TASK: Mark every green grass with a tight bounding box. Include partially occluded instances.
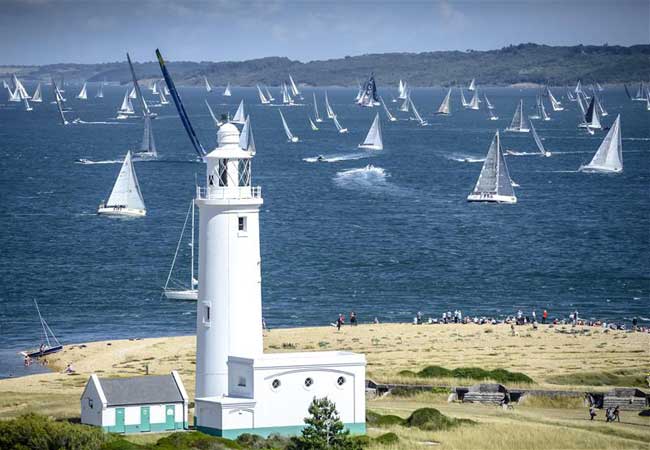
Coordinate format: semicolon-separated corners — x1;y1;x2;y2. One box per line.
402;365;534;384
367;408;475;432
545;369;647;388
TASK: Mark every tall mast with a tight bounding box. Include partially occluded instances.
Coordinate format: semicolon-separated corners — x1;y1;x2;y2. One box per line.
191;200;195;288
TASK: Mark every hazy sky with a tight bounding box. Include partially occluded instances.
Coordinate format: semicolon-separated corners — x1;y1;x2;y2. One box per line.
1;0;648;65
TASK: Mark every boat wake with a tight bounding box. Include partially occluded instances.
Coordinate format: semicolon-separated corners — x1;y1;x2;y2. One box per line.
303;152;371;163
75;120;126;125
446;154;485;163
75;159;122;165
334;165;410;197
504;150;541;156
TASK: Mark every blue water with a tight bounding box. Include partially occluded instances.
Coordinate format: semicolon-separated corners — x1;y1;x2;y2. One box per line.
1;85;648;378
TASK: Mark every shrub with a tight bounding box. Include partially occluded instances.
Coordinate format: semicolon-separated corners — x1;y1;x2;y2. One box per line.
405;408;475;431
366;411;405;427
289;397;360;450
414;366;533;384
417;366;452;378
397;370;416;377
374;433;399;445
153;431;241;449
236;433;290;449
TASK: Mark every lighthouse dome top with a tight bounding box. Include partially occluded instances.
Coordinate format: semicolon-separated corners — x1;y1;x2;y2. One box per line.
217;123;240;146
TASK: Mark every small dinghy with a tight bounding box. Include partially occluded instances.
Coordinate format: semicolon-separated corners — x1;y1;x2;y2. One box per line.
163;201;198;300
21;300;63;358
358;113;383;150
467;131;517;204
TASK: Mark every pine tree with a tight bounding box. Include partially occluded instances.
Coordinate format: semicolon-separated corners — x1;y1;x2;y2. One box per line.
289;397;360;450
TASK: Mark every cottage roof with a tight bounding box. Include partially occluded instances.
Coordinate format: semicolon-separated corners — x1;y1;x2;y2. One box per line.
97;374;184;406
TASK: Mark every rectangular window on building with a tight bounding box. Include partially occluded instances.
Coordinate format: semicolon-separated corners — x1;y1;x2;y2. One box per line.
202;302;211;326
218;159;228;187
238;216;247;232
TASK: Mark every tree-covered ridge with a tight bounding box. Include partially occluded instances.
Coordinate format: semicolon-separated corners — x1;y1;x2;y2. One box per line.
3;43;649;87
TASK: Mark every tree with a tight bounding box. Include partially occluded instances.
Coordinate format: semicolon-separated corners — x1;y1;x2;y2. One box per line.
289;397;361;450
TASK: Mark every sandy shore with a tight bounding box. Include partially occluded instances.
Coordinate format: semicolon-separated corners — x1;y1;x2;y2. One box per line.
1;323;648;419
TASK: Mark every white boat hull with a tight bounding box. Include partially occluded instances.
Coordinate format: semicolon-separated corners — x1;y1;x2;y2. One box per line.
467;193;517;204
578;165;622;174
505;128;530;133
98;205;146;217
164;289;198;300
358;144;382;150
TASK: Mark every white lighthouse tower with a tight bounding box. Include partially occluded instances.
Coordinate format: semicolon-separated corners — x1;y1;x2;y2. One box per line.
194;120;366;439
195;122;263;399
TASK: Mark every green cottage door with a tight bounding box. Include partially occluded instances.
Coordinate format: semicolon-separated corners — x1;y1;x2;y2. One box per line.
140;406;150;432
165;405;175;430
114;408;125;433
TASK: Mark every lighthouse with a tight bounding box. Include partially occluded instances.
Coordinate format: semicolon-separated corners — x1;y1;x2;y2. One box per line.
194;120;366;439
195;122;263;399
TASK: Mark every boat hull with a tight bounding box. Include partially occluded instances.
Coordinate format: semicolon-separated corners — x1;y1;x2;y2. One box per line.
505;128;530;133
467;193;517;204
22;345;63;358
98;205;146;217
358;144;382;150
164;289;198;301
578;165;622;174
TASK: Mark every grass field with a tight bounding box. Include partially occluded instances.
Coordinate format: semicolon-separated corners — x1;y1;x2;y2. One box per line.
1;323;648;449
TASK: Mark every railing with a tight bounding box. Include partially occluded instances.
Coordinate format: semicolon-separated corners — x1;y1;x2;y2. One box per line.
196;186;262;200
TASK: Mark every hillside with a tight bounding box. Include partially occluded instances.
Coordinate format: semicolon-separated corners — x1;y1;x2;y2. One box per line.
2;43;648;87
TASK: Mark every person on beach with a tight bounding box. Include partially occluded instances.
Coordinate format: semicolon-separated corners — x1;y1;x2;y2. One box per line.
336;314;344;331
350;312;357;326
542;309;548;324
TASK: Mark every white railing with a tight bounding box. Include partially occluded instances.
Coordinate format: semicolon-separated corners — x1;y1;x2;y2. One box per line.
196;186;262;200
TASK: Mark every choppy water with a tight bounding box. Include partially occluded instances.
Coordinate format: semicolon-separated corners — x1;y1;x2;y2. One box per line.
1;84;649;377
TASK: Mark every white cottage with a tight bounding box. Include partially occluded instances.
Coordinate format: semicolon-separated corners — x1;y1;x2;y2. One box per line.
81;371;188;433
193;123;366;439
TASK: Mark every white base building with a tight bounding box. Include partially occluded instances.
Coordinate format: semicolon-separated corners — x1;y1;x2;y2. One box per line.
194;123;366;439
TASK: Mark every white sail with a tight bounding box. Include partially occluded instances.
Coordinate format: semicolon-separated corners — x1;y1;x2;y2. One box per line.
205;100;220;127
398;81;408;100
31;83;42;102
505;99;529;132
580;115;622;173
483;93;494;110
282;83;294;105
264;85;274;101
151;80;158;95
574;80;583;94
399;94;410;112
12;75;30;99
239;115;256;154
162;201;198;301
358;113;383;150
289;74;301;97
460;88;469;108
434;88;452;115
204;76;212;93
540;99;550;121
530;95;542;119
313;93;322;122
8;85;21;102
309;117;319;131
257;85;269;104
380;96;397;121
530;121;550;156
468;78;476;91
325;92;335;118
164;85;170;96
332;114;348;133
547;87;563;111
223;83;231;96
279;110;298;142
129;86;137;99
102;151;146;212
77;82;88;100
159;90;169;105
409;97;427;126
135;115;157;158
467;131;516;203
398;79;405;98
53;80;68;125
232;100;246;124
96;83;104;98
595;94;608;117
468;89;480;110
583;97;602;130
117;89;135;117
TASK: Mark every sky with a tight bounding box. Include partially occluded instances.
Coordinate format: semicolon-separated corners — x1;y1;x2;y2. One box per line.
1;0;648;65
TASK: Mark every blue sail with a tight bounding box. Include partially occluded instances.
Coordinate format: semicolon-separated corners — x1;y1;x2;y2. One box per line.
155;49;206;160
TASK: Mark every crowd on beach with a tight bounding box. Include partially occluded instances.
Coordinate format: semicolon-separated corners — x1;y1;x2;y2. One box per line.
332;309;649;333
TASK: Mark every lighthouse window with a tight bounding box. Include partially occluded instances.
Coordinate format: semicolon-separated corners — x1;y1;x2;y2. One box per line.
238;216;247;232
238;160;251;186
337;376;346;386
203;303;211;325
218;159;228;186
271;379;281;390
304;377;314;388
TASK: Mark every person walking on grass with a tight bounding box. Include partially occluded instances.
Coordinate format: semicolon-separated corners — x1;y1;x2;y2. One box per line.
589;406;597;421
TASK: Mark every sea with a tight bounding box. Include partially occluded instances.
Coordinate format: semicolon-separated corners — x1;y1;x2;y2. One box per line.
1;84;648;378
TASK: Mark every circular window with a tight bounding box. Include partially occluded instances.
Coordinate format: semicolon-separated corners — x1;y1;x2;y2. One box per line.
271;379;281;390
304;377;314;388
337;376;346;386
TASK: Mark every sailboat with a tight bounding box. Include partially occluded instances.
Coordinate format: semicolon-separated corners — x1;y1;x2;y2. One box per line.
204;76;212;93
77;82;88;100
468;89;480;110
264;85;275;102
409;97;427;126
505;99;529;132
460;88;469;108
594;94;608;117
129;86;137;99
240;115;256;154
162;201;198;300
540;98;550;121
580;97;602;130
358;113;383;150
289;74;302;99
205;100;221;127
435;88;452;115
309;117;319;131
134;115;157;159
398;79;406;99
116;89;135;119
279;110;299;142
31;83;42;103
98;151;146;216
530;121;551;157
159;89;169;105
52;79;69;125
151;80;159;94
223;83;232;97
579;115;622;173
357;74;380;107
468;78;476;91
127;53;157;119
486;98;499;120
483;93;494;110
23;97;33;111
530;96;542;120
467;131;517;204
8;85;21;102
325;92;336;118
399;94;410;112
282;82;295;105
380;96;397;121
95;82;104;99
646;90;650;111
546;87;563;111
257;85;270;104
12;74;30;99
21;300;63;358
313;93;322;122
231;100;246;124
566;90;576;102
333;114;348;133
